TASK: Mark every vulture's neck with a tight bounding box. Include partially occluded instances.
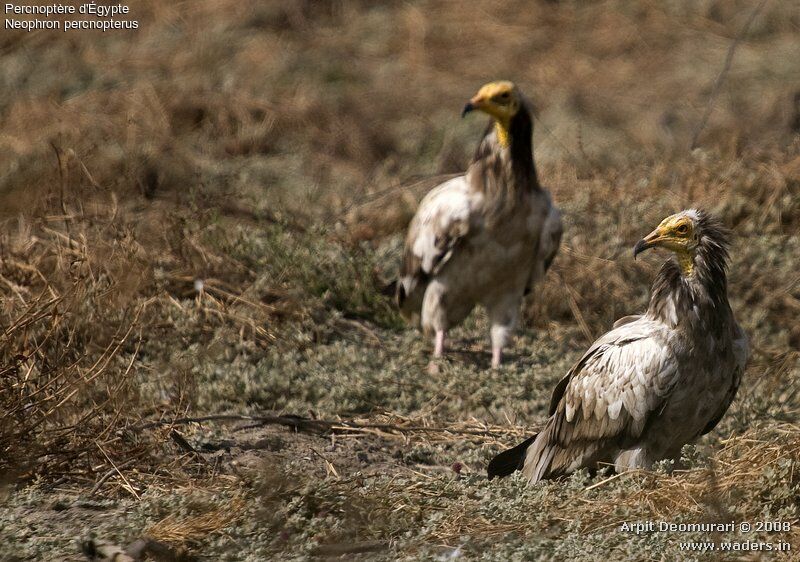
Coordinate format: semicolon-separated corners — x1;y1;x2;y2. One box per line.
474;107;541;195
646;226;731;332
505;107;540;192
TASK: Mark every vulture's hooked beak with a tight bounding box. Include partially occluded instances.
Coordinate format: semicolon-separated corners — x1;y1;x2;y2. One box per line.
633;229;661;259
462;95;486;118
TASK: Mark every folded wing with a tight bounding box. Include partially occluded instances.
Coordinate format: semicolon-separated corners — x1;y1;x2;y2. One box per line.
522;318;680;482
525;199;562;294
396;176;476;318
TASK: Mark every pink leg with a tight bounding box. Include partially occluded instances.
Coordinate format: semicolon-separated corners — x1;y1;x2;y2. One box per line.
428;330;445;374
433;330;445;358
491;345;502;369
489;310;514;370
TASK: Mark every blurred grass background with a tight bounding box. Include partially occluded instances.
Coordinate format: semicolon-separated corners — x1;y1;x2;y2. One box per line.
1;0;799;559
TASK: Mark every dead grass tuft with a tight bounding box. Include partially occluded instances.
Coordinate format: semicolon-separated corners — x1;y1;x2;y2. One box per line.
146;494;246;547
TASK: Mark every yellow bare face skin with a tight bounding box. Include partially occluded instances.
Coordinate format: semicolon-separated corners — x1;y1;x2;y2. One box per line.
465;80;521;147
637;213;698;274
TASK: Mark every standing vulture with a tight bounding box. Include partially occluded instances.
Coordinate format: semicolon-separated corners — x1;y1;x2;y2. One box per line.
488;210;748;482
396;80;562;369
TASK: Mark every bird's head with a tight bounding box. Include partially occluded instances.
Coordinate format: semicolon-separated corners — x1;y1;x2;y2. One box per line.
462;80;522;125
634;210;703;274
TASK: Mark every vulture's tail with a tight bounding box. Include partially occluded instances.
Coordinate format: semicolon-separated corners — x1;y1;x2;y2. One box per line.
394;272;427;324
487;435;537;480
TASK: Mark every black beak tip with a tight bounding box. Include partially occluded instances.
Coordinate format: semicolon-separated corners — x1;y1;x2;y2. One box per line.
461;102;473;118
633;240;647;260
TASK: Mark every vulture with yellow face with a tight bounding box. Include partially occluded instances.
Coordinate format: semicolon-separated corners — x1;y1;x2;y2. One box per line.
488;210;749;482
396;81;562;369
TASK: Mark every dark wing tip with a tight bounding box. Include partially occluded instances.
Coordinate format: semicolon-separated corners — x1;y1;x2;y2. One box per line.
487;435;537;480
381;279;398;299
395;285;405;308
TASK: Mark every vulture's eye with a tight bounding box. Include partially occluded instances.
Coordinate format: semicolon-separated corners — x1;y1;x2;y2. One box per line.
675;224;689;235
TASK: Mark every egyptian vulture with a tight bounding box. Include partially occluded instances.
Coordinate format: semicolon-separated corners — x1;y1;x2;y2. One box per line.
396;80;562;369
488;210;748;482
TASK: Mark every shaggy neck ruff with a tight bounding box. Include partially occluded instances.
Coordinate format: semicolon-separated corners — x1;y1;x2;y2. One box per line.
646;212;731;331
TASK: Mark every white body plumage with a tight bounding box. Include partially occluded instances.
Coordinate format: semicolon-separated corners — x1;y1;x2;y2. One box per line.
396;81;562;368
398;172;561;367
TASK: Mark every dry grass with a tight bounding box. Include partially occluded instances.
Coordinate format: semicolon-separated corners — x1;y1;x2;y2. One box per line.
146;494;246;547
0;0;799;559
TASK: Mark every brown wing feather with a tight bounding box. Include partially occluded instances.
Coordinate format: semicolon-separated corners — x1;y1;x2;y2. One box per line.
700;326;747;436
524;194;561;295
